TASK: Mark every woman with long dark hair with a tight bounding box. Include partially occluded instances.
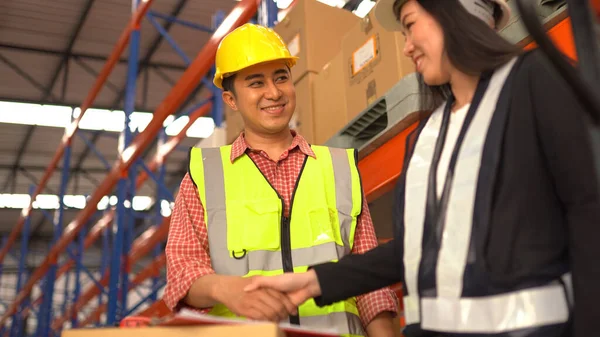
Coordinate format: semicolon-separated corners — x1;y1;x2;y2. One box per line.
245;1;600;336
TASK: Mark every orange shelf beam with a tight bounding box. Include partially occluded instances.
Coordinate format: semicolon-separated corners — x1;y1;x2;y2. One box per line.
593;0;600;15
524;17;577;60
358;123;418;203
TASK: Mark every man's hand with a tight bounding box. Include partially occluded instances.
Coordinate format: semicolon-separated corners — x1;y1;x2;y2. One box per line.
243;270;321;306
212;276;298;322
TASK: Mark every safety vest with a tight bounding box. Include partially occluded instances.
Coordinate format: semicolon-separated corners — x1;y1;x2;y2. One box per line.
401;57;573;335
188;145;366;337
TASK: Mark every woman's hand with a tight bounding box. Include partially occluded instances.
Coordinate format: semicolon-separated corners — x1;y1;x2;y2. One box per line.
243;269;322;306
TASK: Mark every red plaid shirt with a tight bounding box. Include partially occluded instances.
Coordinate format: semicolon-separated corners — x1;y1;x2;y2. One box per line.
163;131;399;328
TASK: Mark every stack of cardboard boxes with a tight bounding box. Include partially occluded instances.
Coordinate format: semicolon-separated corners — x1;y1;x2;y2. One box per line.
274;0;359;143
223;0;416;145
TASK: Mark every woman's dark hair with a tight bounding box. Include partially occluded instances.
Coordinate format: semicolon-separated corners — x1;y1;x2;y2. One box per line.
395;0;522;111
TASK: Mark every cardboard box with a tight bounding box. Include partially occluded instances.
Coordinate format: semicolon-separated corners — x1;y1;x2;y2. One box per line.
289;72;318;144
274;0;359;82
342;10;416;119
61;324;285;337
313;51;348;145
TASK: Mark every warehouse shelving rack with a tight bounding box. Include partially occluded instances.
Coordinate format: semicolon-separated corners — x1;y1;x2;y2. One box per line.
1;0;598;336
0;0;280;336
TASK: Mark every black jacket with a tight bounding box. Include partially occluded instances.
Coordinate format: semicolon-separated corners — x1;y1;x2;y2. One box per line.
311;50;600;337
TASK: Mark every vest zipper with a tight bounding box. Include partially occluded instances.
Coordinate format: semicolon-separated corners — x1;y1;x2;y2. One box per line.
246;155;309;325
280;211;299;325
280;215;293;272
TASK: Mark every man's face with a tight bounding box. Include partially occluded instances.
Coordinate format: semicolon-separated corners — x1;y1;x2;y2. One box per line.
222;60;296;136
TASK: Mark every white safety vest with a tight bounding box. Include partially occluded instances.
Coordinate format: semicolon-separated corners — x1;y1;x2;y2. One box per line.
402;57;573;334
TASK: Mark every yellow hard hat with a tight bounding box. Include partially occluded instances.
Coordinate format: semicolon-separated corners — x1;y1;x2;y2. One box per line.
213;23;298;89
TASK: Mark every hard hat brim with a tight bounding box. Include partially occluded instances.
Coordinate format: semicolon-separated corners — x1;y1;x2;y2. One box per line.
373;0;511;32
213;56;299;90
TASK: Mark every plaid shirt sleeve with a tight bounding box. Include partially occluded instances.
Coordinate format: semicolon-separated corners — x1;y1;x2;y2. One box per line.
163;173;215;312
352;192;401;328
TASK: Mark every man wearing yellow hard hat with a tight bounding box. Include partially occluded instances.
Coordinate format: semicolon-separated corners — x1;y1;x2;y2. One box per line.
163;23;399;337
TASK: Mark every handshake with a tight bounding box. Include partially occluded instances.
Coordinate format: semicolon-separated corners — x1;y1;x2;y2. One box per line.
217;269;322;322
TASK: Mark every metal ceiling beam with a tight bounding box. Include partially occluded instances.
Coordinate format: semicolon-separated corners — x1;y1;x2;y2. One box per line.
0;53;60;102
17;169;58;196
69;131;107;179
17;169;48;192
40;0;97;102
73;57;121;94
1;126;37;193
152;67;177;86
78;169;102;186
0;43;187;71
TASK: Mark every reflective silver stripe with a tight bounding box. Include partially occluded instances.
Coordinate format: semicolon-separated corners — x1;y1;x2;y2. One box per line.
561;273;574;307
203;148;247;276
300;311;365;336
436;57;518;299
329;147;354;257
421;277;571;333
239;241;346;275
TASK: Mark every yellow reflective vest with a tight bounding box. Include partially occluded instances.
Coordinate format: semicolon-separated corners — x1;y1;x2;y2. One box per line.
188;144;365;337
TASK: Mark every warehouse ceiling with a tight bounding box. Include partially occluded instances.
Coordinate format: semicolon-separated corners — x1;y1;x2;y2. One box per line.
0;0;241;246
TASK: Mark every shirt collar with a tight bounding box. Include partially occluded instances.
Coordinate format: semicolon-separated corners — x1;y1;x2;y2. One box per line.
230;130;316;163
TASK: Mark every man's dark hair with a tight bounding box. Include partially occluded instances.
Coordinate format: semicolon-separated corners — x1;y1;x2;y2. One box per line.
222;73;236;95
395;0;522;111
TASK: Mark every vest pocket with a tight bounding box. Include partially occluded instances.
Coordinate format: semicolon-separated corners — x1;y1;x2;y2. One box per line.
227;198;282;254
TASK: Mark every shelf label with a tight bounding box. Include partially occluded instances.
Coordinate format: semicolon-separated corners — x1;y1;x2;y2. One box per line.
352;35;377;76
